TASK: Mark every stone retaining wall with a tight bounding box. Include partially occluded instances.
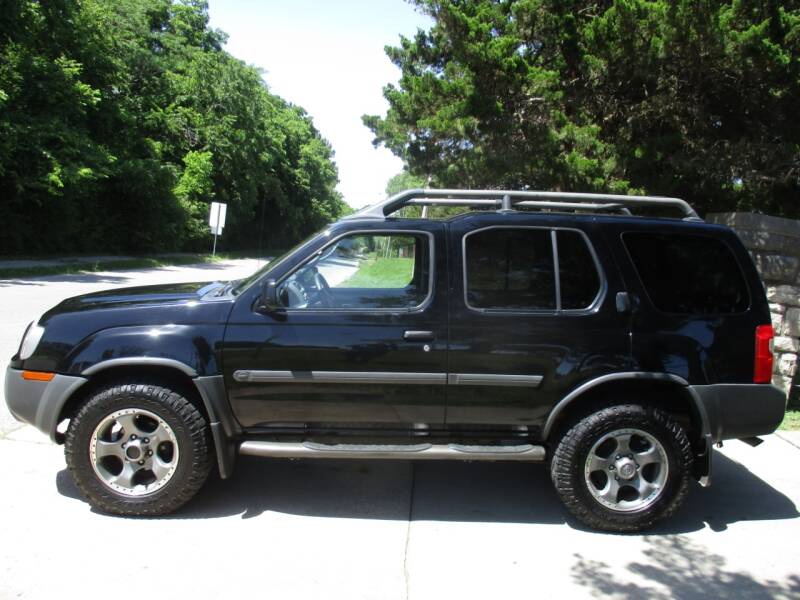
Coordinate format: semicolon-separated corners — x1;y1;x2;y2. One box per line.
707;212;799;405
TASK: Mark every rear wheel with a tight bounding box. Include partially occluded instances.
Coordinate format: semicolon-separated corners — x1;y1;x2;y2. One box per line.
65;380;213;516
551;404;692;532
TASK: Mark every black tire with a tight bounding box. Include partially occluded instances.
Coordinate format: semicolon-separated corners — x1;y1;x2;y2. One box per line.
550;404;692;532
65;380;213;516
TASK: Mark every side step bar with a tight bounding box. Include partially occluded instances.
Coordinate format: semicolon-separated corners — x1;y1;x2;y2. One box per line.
239;441;546;462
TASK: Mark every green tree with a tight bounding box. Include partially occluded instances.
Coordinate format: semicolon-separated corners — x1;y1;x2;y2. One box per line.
0;0;345;255
384;171;470;219
386;171;426;195
365;0;800;217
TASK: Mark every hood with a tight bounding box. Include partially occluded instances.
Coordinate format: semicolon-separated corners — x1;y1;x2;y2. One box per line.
14;280;233;374
41;281;224;320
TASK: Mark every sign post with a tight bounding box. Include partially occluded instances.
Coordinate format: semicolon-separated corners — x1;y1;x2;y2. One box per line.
208;202;227;257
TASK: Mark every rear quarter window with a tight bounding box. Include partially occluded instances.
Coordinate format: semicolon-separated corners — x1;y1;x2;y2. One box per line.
623;232;750;315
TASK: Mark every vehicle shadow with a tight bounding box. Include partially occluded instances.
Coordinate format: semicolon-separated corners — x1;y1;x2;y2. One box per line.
55;451;798;532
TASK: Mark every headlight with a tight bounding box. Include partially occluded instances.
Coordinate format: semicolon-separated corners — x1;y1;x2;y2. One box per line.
18;321;45;360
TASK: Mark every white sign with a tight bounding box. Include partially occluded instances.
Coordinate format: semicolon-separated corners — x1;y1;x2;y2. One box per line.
209;202;227;235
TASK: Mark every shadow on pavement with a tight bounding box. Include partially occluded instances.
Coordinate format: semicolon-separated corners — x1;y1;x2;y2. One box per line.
655;448;800;534
572;535;800;599
56;451;798;531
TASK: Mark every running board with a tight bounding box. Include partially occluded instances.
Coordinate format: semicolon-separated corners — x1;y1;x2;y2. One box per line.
238;441;546;462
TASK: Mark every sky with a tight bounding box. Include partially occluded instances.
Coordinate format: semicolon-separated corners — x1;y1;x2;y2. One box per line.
207;0;433;209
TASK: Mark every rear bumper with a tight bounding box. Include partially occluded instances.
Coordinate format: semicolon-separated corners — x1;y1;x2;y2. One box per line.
690;383;787;443
4;367;87;442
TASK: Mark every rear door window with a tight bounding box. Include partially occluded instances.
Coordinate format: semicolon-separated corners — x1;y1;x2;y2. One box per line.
623;232;749;314
465;228;556;310
464;227;602;311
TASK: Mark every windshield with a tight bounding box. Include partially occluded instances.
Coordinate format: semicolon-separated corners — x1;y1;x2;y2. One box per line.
232;229;329;295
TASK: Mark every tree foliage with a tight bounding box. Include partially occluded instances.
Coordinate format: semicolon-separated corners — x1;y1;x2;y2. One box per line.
365;0;800;217
0;0;345;255
385;171;426;196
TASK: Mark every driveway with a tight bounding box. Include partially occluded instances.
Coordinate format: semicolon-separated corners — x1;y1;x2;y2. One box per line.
0;427;798;599
318;255;360;286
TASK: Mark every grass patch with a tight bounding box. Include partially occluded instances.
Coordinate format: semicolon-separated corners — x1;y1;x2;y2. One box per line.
779;410;800;431
340;257;414;288
0;251;273;279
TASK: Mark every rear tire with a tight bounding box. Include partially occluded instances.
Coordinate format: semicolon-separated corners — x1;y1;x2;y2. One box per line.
65;380;213;516
551;404;692;532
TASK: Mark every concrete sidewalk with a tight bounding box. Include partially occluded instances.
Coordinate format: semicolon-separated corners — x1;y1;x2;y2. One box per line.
1;428;798;599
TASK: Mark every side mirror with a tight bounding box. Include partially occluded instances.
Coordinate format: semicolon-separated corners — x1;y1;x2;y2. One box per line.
259;278;281;312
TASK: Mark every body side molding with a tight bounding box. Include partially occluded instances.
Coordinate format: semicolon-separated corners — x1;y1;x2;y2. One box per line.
233;370;447;385
447;373;543;387
233;370;543;387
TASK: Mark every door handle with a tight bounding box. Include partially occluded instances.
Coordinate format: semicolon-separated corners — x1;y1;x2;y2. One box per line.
404;330;435;342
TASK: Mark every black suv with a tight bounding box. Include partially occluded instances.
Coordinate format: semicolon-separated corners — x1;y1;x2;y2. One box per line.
5;189;787;531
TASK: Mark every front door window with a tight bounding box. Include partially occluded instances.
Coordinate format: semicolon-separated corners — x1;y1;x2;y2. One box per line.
277;232;431;310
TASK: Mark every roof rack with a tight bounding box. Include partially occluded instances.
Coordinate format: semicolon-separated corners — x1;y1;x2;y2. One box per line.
346;188;702;221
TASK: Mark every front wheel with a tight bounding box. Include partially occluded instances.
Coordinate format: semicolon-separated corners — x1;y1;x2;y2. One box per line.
65;380;213;516
551;404;693;532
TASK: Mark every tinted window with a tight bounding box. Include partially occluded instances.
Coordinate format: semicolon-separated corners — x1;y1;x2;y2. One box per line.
623;232;749;314
558;231;601;309
278;233;430;309
465;228;556;310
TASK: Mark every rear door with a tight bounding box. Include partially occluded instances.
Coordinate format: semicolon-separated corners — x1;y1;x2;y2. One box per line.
223;220;448;430
445;213;633;434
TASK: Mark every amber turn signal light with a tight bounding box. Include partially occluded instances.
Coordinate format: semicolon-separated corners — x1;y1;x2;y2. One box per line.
22;370;55;382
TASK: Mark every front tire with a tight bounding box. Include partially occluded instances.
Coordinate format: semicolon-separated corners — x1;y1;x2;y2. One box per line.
65;380;213;516
551;404;692;532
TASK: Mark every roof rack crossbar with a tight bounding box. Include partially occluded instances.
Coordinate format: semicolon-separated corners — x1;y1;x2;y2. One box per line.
403;198;632;215
516;201;632;215
347;188;700;221
407;198;499;206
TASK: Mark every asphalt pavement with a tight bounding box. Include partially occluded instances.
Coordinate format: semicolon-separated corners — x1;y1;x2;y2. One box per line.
1;262;799;599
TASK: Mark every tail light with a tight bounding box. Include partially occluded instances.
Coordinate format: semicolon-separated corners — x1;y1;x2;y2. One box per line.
753;324;774;383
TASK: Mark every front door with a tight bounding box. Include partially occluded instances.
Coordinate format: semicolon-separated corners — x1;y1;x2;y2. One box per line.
223;221;448;430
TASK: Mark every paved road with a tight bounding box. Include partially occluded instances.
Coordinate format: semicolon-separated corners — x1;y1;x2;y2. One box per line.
0;259;262;436
318;256;360;286
1;426;798;599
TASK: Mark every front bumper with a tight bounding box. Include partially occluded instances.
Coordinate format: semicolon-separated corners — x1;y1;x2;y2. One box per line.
690;383;787;443
4;367;87;442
